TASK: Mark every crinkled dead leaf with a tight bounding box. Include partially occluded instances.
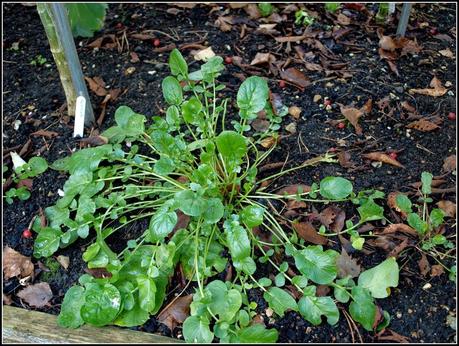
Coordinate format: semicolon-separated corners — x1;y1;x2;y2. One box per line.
80;135;109;147
250;52;276;66
84;267;112;279
418;253;430;276
317;205;342;228
387;191;408;218
336;248;361;278
157;294;193;331
339;105;364;135
304;62;323;72
292;222;328;245
409;77;447;97
285;122;296;134
31;129;59;138
3;246;34;280
439;48;455;58
406;119;440;132
279;68;310;89
215;16;233;32
260;136;277;148
436;200;456;218
255;24;280;35
192;47;215;61
244;4;261;19
430;264;445;277
56;255;70;270
381;223;417;236
337;151;353;168
442;155;456;173
379;35;396;52
395;37;422;56
252;119;270;132
362;152;404;168
336;13;351;26
17;282;53;307
85;76;108;97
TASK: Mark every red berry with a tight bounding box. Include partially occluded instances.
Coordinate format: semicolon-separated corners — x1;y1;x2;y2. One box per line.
337;122;345;129
430;27;438;35
22;229;32;239
224;56;233;64
279;80;286;88
115;23;123;29
324;99;332;106
389;152;398;160
448;112;456;120
153;39;161;47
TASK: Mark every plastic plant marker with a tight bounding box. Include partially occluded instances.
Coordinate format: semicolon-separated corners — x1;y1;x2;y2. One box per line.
396;3;413;37
74;95;86;138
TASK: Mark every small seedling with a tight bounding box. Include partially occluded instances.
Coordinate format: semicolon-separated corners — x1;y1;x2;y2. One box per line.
30;54;47;66
295;9;315;26
258;3;275;17
324;3;340;13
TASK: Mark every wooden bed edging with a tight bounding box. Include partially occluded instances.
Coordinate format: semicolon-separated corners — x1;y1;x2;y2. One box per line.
2;305;180;344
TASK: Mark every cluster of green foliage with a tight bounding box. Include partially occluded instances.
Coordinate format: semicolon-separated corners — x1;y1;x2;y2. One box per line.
65;3;107;38
294;9;315;26
395;172;455;280
30;54;47;66
28;49;409;342
4;156;48;204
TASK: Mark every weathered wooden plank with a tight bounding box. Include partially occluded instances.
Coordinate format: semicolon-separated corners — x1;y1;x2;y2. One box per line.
2;306;179;344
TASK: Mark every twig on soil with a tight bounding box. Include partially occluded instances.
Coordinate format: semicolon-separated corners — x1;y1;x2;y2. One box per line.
143;29;179;41
297;131;309;153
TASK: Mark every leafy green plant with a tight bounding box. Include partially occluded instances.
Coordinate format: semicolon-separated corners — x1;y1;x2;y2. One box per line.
65;3;107;38
324;3;340;13
257;3;275;17
30;54;47;66
32;49;401;341
4;155;48;204
395;171;455;280
295;9;315;26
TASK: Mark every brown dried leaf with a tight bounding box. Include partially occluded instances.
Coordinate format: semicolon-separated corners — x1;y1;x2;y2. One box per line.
336;13;351;26
338;151;353;168
401;101;416;113
80;135;109;147
381;223;417;236
436;200;456;218
157;294;193;331
244;4;261;19
17;178;33;191
409;77;447;97
379;36;397;51
279;68;310;89
406;119;440;132
316;285;331;297
439;48;455;58
260;136;277;148
269;92;286;116
31;129;59;138
330;208;346;233
387;238;410;258
250;52;276;66
292;222;328;245
442;155;456;173
430;264;445;277
339;105;363;135
85;76;108;96
318;206;342;228
362;152;405;168
84;267;112;279
17;282;53;307
387;191;408;217
395;37;422;56
336;248;361;278
215;16;233;32
173;211;190;233
252;119;270;132
56;255;70;270
276;184;311;196
418;253;430;276
304;62;322;72
3;246;34;280
3;293;13;305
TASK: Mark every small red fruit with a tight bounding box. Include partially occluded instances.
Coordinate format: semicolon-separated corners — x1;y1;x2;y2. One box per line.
324;99;332;106
448;112;456;120
115;23;123;29
224;56;233;64
389;152;398;160
337;122;345;129
279;80;286;88
153;38;161;47
430;27;438;35
22;229;32;239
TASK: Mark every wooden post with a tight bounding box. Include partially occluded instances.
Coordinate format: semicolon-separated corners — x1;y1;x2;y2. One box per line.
2;306;179;344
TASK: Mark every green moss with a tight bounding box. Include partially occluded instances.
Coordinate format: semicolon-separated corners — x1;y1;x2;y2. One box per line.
40;257;61;281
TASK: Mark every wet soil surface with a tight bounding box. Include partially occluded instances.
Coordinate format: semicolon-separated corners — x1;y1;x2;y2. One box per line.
3;3;456;343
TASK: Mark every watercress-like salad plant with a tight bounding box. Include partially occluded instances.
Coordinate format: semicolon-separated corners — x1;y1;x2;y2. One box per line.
33;49;400;342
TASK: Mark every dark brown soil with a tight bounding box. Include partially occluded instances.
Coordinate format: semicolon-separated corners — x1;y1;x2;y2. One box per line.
3;3;456;343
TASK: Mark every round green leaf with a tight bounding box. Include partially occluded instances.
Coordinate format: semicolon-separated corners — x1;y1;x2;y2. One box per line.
175;190;206;217
298;294;339;326
162;76;183;105
263;287;298;317
319;177;353;200
28;156;48;175
237;76;269;120
182;97;202;123
80;283;121;326
169;48;188;77
357;257;399;298
203;198;224;224
293;245;339;284
136;275;157;312
33;227;63;258
215;131;247;164
183;316;214;343
149;209;178;242
57;286;85;328
349;286;376;331
240;205;264;228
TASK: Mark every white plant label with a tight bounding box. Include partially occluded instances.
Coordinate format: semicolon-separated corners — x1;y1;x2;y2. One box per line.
73;95;86;138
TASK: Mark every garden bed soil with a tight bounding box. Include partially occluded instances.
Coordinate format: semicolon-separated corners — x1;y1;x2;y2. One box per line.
3;3;456;343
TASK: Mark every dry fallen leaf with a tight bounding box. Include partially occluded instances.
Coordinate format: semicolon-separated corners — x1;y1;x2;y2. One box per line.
56;255;70;270
379;35;397;51
31;129;59;138
157;294;193;331
244;3;261;19
387;191;408;218
85;76;108;96
430;264;445;277
406;119;440;132
362;152;405;168
442;155;456;173
336;13;351;26
252;119;270;132
292;222;328;245
260;136;277;148
340;105;363;134
250;52;276;66
381;223;417;236
418;253;430;276
215;16;233;32
439;48;455;58
336;248;361;278
17;282;53;307
279;68;310;89
192;47;215;61
3;246;34;280
436;200;456;218
409;77;448;97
